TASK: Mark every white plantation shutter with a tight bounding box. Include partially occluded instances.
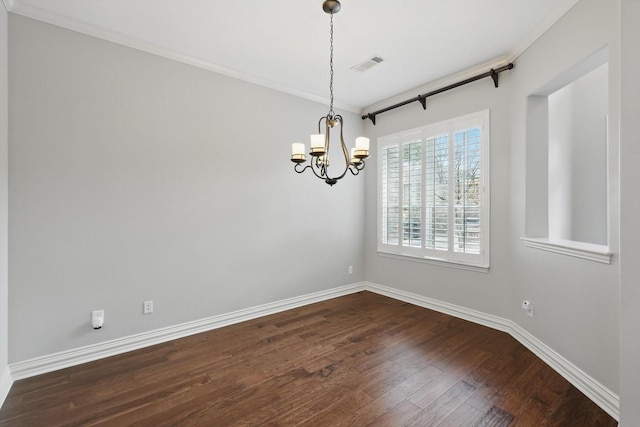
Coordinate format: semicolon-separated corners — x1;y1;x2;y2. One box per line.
381;145;400;245
453;127;481;255
403;141;422;248
378;111;490;269
425;134;449;252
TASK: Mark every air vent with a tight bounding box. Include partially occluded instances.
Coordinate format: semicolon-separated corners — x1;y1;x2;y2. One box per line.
351;55;384;73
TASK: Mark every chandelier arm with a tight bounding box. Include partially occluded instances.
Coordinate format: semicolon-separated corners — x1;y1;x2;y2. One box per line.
349;159;365;175
296;158;324;180
324;116;350;183
292;1;369;186
318;155;329;177
294;163;312;174
310;159;324;179
337;116;350;165
324;117;331;153
293;156;333;180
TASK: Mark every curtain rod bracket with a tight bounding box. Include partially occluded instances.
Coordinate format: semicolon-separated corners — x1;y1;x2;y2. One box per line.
362;62;514;125
418;95;427;110
365;113;376;125
490;69;499;87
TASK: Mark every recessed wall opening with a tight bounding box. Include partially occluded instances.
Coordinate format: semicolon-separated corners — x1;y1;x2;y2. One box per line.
548;62;608;245
523;47;611;261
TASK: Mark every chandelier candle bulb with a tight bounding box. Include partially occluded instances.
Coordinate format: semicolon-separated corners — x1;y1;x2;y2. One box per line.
354;137;370;158
356;137;370;150
290;0;368;186
310;134;326;156
291;143;306;163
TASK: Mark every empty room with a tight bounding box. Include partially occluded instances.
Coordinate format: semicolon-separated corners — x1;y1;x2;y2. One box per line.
0;0;639;425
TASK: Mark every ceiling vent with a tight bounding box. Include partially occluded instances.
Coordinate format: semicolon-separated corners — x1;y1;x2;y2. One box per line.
351;55;384;73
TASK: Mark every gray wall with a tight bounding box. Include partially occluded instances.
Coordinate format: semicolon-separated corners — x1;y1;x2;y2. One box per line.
548;63;608;245
6;0;640;420
509;0;619;394
0;2;9;382
365;0;620;396
619;0;640;423
8;14;365;362
364;74;514;320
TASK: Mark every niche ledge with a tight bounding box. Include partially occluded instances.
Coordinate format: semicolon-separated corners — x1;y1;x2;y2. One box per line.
520;237;612;264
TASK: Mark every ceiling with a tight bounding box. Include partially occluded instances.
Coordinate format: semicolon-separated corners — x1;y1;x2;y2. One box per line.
5;0;578;112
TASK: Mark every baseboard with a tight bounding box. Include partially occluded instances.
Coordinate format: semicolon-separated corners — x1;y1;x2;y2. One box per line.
364;282;513;333
508;322;619;421
363;281;620;421
0;365;12;410
9;282;366;380
6;280;619;421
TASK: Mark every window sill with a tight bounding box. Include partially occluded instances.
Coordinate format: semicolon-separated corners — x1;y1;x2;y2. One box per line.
520;237;612;264
377;251;489;273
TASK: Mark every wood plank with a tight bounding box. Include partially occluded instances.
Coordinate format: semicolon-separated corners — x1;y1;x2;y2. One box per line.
346;365;445;425
404;380;478;426
365;400;423;427
475;405;515;427
436;402;485;426
0;291;617;426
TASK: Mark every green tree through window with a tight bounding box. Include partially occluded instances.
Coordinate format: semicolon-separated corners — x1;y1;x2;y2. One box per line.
378;111;489;268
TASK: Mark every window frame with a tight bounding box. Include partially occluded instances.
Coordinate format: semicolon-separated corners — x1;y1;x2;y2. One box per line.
377;110;490;271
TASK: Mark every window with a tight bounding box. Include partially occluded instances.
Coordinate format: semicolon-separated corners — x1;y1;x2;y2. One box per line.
378;110;490;269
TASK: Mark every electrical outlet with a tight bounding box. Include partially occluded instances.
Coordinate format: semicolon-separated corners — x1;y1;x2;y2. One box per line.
143;301;153;314
348;265;353;275
522;300;533;317
92;310;104;329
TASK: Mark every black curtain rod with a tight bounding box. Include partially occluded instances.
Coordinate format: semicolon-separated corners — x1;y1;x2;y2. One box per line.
362;63;514;125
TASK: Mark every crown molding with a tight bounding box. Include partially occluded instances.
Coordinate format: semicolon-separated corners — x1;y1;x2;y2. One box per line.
5;0;579;117
362;0;580;116
507;0;581;63
4;0;360;115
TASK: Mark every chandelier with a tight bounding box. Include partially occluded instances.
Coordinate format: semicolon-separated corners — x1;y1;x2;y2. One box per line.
290;0;370;186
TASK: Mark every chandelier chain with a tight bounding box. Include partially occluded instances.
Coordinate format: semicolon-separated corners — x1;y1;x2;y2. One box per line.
329;10;334;118
290;1;369;186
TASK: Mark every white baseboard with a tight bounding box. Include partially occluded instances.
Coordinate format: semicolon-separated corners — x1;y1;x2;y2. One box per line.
0;365;12;410
4;280;619;421
9;282;366;381
365;282;513;333
508;322;619;421
363;281;620;422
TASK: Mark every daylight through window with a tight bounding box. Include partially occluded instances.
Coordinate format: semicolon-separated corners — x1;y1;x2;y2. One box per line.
378;111;490;269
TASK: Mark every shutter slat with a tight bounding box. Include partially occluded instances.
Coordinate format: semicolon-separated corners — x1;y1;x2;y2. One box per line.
425;135;449;250
382;146;400;244
453;128;481;254
403;141;422;248
378;111;487;266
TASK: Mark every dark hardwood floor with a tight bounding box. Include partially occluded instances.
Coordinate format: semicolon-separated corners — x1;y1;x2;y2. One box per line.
0;292;617;426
